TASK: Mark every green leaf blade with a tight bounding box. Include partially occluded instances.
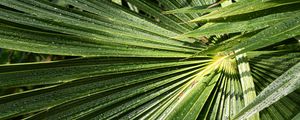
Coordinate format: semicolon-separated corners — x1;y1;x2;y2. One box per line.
233;62;300;120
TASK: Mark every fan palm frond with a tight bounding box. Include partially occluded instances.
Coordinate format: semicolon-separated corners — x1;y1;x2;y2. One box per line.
0;0;299;120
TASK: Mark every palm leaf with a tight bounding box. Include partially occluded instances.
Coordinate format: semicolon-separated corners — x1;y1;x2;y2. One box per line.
190;0;300;22
233;61;300;120
162;5;218;14
0;0;300;120
177;10;300;38
231;15;300;54
0;0;201;57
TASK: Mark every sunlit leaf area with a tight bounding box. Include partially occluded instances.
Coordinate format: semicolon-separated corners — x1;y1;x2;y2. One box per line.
0;0;299;120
